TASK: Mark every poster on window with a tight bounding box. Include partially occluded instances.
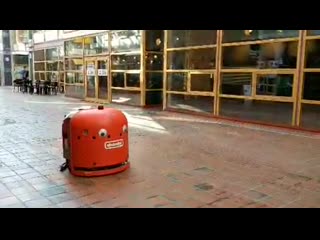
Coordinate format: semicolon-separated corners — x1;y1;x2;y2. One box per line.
98;69;108;76
86;69;95;76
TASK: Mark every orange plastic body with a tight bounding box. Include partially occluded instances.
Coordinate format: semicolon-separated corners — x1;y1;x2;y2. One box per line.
63;107;129;177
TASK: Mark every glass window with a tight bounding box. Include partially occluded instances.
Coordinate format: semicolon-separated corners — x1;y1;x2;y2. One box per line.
146;72;163;89
168;30;217;48
59;61;64;71
146;30;163;51
301;104;320;130
13;55;28;65
111;54;140;70
126;73;140;88
222;30;299;43
66;72;83;84
46;72;58;82
167;72;187;92
84;34;108;55
220;99;293;125
111;30;141;52
167;48;216;70
59;45;64;58
65;58;83;71
222;41;298;69
307;30;320;36
221;73;252;96
167;94;214;114
305;39;320;68
65;38;83;56
46;48;59;61
146;91;163;106
111;72;125;87
146;53;163;71
46;62;59;71
303;73;320;101
34;63;45;71
34;50;45;61
256;74;293;97
190;73;214;92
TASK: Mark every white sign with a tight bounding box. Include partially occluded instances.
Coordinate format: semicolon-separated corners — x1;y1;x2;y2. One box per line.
86;69;95;76
98;69;108;76
105;139;124;150
243;85;252;96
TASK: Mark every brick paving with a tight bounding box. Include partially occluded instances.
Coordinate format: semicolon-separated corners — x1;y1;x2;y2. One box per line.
0;87;320;208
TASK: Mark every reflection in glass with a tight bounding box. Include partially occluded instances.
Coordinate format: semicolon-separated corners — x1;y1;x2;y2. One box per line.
126;73;140;88
221;73;252;95
167;73;187;92
34;63;45;71
146;92;162;105
65;58;83;71
168;30;217;48
301;104;320;130
66;73;84;84
305;39;320;68
111;54;140;70
46;48;59;61
97;60;108;100
222;30;299;43
167;48;216;70
111;72;125;87
34;50;45;61
167;94;214;114
84;35;108;55
190;74;214;92
307;30;320;36
256;74;293;97
146;30;163;51
112;89;141;106
146;53;163;71
47;62;58;71
222;41;298;69
86;75;96;98
220;99;293;125
46;72;58;82
111;30;141;52
146;72;163;89
65;38;83;56
303;73;320;101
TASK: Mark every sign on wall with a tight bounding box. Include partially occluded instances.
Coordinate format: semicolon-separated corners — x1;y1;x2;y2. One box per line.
98;69;108;76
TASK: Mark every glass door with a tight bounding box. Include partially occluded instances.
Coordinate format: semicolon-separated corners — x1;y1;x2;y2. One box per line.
97;58;109;100
85;59;96;99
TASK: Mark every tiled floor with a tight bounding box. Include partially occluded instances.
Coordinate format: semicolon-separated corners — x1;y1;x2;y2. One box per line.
0;87;320;208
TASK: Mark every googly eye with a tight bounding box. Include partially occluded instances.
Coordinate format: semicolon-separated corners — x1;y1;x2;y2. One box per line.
99;129;108;138
122;125;128;133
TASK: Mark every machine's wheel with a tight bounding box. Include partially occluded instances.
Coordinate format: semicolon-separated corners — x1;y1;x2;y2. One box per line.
60;159;70;172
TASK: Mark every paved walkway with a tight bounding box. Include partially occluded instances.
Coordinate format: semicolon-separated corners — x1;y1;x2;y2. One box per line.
0;87;320;208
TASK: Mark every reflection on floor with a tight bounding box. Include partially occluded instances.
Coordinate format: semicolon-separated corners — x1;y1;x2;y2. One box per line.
112;90;141;106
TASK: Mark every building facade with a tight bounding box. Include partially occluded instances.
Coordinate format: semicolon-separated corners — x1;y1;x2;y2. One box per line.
29;30;320;131
0;30;30;86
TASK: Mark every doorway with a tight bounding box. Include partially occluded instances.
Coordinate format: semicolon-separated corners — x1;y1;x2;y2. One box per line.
84;57;109;102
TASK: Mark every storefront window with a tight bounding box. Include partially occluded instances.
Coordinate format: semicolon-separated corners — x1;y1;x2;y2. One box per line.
111;54;140;70
146;72;163;89
84;34;108;55
307;30;320;36
66;72;84;84
34;50;45;61
65;38;83;56
256;74;293;97
222;30;299;43
146;30;163;51
303;73;320;101
305;39;320;68
111;30;141;52
167;30;217;48
167;94;214;114
222;41;298;69
146;53;163;71
46;48;59;61
65;58;83;71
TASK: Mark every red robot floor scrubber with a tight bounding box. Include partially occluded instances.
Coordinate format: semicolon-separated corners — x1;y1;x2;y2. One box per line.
60;105;130;177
